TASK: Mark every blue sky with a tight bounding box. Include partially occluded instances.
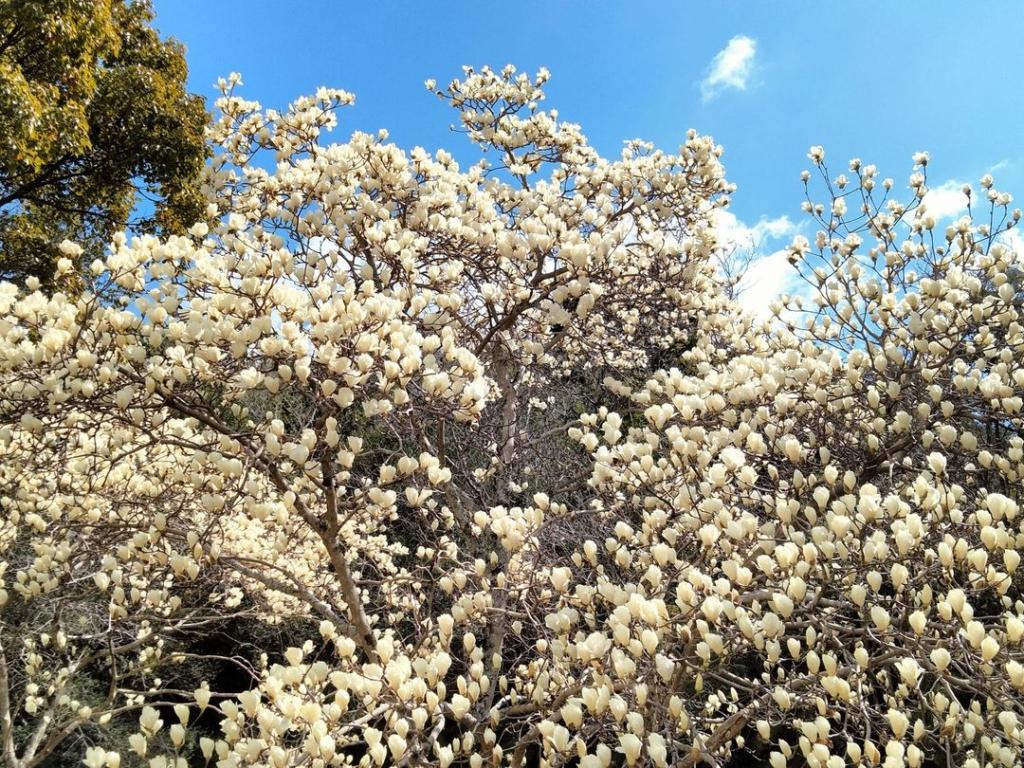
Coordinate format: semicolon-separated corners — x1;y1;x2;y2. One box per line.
153;1;1024;310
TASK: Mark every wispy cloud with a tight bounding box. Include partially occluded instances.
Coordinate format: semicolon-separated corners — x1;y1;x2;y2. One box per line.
700;35;757;102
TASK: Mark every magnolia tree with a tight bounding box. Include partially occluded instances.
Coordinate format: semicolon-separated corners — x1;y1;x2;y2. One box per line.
0;66;1022;768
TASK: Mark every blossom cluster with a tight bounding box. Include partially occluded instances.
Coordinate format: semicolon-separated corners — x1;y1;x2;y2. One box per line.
0;66;1021;768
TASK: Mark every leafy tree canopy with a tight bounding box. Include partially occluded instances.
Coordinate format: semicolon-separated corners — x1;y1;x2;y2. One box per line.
0;0;207;290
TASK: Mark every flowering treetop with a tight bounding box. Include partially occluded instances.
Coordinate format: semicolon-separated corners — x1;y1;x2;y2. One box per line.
1;66;1023;768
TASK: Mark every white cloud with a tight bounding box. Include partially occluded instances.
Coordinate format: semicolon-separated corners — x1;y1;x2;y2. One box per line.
1000;224;1024;260
713;210;803;319
740;249;796;318
701;35;757;102
306;235;340;256
920;180;970;221
714;210;795;250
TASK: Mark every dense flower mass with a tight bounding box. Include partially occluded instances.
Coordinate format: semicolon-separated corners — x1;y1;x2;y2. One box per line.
0;66;1022;768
